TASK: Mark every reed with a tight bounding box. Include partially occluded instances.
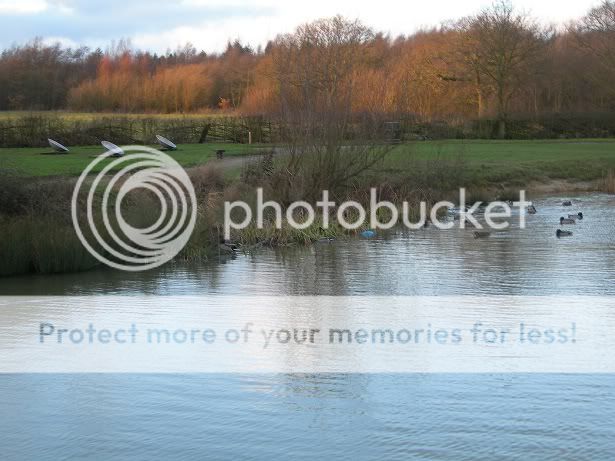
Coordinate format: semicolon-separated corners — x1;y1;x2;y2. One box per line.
0;216;99;276
603;169;615;194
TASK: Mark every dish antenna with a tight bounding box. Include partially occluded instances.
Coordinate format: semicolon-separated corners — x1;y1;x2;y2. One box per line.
48;138;69;153
156;135;177;150
101;141;124;157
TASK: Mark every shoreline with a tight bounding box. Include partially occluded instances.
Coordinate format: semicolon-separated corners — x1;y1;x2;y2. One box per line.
525;179;606;195
1;143;614;277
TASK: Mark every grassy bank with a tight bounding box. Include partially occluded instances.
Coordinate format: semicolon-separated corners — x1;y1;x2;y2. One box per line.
0;143;266;177
384;139;615;186
1;139;615;277
4;138;615;182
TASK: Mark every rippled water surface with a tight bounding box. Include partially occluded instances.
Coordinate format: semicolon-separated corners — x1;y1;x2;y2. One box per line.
1;193;614;459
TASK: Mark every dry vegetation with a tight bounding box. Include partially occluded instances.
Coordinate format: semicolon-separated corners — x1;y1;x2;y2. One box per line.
604;169;615;193
3;3;615;276
1;2;615;138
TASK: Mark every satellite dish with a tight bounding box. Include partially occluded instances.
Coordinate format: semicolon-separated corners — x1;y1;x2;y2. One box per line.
48;138;69;153
156;135;177;150
101;141;124;157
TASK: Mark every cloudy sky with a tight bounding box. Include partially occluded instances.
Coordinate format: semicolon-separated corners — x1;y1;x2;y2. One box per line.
0;0;600;53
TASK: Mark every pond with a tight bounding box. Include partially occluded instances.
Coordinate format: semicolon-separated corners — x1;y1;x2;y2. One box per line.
1;193;614;459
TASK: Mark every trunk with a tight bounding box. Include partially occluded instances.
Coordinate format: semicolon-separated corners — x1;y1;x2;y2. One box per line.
496;83;507;139
475;70;484;118
497;118;506;139
199;124;211;143
477;88;484;118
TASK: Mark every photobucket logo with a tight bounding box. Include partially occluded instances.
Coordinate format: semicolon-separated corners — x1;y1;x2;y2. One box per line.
224;188;530;239
71;145;197;271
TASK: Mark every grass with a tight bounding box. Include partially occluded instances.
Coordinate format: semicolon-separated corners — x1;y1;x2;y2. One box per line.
384;139;615;186
0;143;267;177
2;138;615;277
4;138;615;184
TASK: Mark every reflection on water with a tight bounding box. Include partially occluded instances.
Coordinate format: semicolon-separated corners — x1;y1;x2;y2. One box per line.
1;193;614;459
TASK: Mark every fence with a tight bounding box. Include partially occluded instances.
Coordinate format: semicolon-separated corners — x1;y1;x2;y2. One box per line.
0;114;284;147
1;112;614;148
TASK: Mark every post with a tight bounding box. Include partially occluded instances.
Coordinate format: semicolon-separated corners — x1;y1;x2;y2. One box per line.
248;131;252;145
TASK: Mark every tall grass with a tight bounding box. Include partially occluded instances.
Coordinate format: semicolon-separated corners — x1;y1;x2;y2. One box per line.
0;216;99;276
603;169;615;194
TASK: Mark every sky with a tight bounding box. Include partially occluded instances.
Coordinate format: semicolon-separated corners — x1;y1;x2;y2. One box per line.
0;0;601;53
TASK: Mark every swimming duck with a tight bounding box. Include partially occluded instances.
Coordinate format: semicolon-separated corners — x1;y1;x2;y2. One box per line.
473;231;491;239
568;212;583;220
562;201;572;207
219;238;239;253
317;237;336;243
560;217;576;225
527;204;537;214
556;229;573;238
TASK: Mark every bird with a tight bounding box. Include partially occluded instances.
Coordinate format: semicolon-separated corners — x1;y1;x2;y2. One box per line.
562;201;572;207
317;237;335;243
556;229;573;238
560;217;576;225
473;231;491;238
568;212;583;220
219;238;239;253
528;204;537;214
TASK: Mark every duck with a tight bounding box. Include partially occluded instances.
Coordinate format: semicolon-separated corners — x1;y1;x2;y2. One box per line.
527;204;537;214
219;238;239;253
473;231;491;239
556;229;573;238
562;201;572;207
317;237;336;243
568;212;583;220
560;217;576;225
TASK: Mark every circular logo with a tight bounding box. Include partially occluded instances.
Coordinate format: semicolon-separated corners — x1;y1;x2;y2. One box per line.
71;145;197;271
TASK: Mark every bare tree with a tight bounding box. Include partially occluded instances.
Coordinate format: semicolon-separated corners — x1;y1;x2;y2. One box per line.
270;16;391;201
572;1;615;93
456;1;552;138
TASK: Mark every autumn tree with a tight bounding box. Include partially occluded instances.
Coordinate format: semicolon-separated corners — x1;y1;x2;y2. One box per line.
3;5;615;130
270;16;391;200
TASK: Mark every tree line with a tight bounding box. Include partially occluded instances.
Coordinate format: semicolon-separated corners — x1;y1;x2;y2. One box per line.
2;1;615;138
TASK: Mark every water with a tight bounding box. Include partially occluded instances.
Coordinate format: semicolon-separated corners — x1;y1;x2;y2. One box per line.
1;193;615;459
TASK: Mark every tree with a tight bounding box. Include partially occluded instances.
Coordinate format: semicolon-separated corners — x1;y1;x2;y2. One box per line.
270;16;391;200
456;1;552;137
573;1;615;98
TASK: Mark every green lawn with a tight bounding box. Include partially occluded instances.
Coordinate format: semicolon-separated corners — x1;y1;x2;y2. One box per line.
2;139;615;183
385;139;615;185
0;143;265;177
